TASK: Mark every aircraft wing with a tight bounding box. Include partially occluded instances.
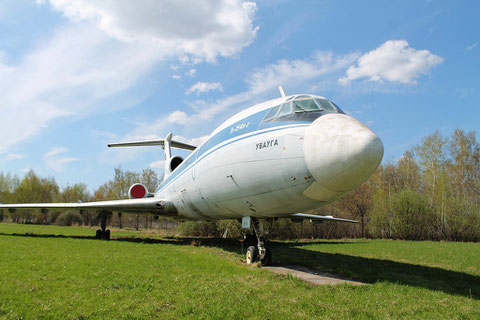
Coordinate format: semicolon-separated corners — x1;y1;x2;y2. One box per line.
0;198;176;216
289;213;358;223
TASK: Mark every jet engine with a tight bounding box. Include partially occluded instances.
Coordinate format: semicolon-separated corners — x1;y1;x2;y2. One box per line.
128;183;152;199
168;156;184;172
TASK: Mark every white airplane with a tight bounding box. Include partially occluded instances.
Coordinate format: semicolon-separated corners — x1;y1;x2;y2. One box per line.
0;87;383;265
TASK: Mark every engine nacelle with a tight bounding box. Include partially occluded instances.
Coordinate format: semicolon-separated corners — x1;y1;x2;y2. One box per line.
167;156;184;172
128;183;150;199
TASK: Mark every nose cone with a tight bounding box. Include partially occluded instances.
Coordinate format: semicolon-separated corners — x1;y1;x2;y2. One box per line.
303;114;383;193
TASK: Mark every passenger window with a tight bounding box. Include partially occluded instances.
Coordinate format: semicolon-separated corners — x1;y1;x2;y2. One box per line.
276;102;293;117
263;105;280;121
315;98;336;112
294;99;320;112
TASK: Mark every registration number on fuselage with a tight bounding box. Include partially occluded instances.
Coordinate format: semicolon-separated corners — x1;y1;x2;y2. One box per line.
230;122;250;134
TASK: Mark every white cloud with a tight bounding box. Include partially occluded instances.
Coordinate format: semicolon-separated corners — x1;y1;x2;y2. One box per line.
172;74;181;80
44;147;69;158
0;1;258;155
466;42;478;51
187;51;359;122
149;160;165;169
167;111;190;125
6;153;26;161
340;40;443;85
186;69;196;77
0;24;160;154
44;0;258;62
43;147;79;172
246;51;358;94
186;81;223;95
174;135;209;147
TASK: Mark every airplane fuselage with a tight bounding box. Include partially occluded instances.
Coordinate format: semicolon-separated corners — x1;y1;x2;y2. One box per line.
156;94;384;220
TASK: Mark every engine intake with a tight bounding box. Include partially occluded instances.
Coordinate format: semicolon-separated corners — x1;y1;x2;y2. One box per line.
169;156;184;172
128;183;149;199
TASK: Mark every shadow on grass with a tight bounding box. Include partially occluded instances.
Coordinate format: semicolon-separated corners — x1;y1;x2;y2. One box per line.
1;231;479;299
267;242;479;299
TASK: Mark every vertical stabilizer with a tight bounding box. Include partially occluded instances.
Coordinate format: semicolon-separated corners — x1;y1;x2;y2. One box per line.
163;133;173;180
107;133;197;183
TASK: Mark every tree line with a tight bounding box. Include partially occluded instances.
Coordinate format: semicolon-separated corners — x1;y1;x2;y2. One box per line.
1;129;479;241
0;167;176;230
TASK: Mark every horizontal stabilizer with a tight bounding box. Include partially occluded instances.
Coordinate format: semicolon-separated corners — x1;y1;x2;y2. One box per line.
108;139;196;151
289;213;358;223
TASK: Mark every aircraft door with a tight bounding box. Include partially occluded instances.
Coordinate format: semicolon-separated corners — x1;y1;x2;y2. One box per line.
282;132;311;189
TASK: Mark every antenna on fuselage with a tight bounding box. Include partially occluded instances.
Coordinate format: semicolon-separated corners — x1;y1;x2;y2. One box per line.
278;86;286;97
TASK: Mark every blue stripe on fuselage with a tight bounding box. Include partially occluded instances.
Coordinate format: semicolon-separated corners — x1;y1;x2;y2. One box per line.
155;108;311;193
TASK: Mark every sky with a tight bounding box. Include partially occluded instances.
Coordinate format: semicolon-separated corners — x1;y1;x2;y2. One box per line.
0;0;478;191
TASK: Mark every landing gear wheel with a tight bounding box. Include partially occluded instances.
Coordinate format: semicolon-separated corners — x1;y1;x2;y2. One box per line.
95;229;102;239
104;229;111;240
246;246;258;264
260;247;272;266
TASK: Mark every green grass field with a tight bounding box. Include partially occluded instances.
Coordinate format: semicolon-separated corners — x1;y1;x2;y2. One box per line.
1;223;479;319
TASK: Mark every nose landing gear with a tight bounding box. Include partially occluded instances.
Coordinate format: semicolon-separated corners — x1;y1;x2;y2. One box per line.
245;218;272;266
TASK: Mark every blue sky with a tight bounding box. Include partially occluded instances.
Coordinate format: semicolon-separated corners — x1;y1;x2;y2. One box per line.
0;0;478;191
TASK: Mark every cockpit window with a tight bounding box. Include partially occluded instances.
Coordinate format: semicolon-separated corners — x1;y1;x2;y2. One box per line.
315;98;336;113
293;99;320;112
277;102;292;117
262;96;344;122
263;105;280;121
331;101;345;114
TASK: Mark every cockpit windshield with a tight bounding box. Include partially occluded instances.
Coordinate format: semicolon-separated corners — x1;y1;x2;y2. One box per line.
263;96;344;123
293;99;319;112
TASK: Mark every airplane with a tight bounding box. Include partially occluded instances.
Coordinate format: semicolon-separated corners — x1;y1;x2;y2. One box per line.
0;87;384;265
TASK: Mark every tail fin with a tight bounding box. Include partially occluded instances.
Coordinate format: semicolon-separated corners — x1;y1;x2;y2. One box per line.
162;133;173;179
108;134;197;180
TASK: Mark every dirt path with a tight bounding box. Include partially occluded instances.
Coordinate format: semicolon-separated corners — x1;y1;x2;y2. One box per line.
264;265;366;286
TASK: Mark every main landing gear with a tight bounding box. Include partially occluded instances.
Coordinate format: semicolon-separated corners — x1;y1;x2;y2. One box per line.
95;210;111;240
245;218;272;266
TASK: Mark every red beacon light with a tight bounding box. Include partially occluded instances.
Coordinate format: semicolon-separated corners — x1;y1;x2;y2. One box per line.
128;183;149;199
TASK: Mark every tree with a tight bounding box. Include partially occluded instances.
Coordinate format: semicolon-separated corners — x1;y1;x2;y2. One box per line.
60;183;92;225
15;171;60;223
0;173;20;222
340;182;373;237
390;189;430;240
415;131;448;238
448;129;480;202
141;168;160;193
396;151;421;191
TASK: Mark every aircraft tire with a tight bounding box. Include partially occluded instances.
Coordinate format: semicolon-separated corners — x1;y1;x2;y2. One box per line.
246;246;258;264
95;229;102;239
104;229;111;240
260;247;272;266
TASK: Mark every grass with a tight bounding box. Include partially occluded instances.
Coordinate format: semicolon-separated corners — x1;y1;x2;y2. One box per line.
0;223;479;319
